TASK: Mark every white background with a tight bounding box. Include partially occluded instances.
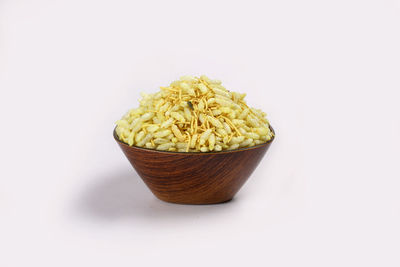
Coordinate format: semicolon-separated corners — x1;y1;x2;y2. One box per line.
1;0;399;266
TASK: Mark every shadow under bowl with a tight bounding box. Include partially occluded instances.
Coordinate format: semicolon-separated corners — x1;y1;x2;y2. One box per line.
114;127;274;204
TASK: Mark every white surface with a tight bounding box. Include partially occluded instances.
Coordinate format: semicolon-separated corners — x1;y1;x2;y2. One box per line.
1;0;400;266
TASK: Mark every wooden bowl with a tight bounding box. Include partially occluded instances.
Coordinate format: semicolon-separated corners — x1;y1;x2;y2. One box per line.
114;127;275;204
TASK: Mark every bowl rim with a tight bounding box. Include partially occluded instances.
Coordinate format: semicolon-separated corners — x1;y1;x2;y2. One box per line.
114;126;274;155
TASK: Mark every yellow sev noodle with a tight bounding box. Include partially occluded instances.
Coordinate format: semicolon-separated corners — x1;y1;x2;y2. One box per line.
115;75;273;152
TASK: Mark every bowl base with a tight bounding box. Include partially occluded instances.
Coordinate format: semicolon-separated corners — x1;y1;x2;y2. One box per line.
154;196;234;205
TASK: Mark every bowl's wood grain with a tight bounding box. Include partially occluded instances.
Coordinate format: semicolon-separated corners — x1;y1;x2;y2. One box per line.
114;129;274;204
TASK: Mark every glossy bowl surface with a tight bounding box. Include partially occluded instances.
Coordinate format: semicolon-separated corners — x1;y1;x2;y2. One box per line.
114;127;274;204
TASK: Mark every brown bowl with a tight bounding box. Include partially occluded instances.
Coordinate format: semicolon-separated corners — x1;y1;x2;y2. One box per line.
114;127;274;204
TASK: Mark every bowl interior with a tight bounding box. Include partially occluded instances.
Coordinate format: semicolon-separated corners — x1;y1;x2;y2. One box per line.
113;126;275;155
